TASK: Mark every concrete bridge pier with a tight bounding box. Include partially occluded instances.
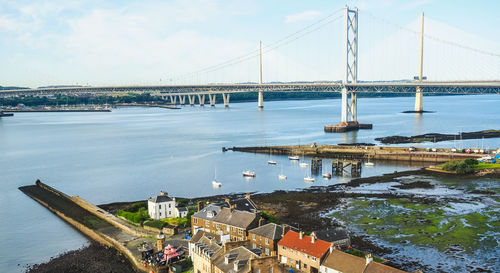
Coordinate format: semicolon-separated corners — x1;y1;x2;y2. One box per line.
222;93;230;107
169;95;177;105
414;86;423;112
208;94;216;107
179;95;186;105
258;91;264;109
197;94;205;106
188;95;195;106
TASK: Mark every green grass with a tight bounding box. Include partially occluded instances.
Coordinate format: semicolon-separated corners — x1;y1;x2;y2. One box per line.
117;208;149;223
260;210;282;224
160;217;187;226
475;163;500;169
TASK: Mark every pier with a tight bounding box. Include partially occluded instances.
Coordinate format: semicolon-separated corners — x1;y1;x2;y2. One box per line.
19;180;166;273
229;145;487;163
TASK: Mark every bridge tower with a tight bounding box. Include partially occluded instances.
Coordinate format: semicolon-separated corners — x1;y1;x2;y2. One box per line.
258;41;264;109
325;6;372;133
414;12;425;112
341;6;359;124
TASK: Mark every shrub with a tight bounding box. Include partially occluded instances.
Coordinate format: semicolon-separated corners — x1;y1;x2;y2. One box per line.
117;207;149;223
143;220;166;230
464;159;479;165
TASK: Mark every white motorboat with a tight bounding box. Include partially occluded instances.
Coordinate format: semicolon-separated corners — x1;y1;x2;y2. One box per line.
365;162;374;166
278;174;287;180
288;156;299;160
304;176;315;183
322;173;332;179
299;162;309;167
242;170;256;177
268;160;277;165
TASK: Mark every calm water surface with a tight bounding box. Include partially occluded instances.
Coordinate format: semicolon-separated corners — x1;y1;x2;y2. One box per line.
1;95;499;272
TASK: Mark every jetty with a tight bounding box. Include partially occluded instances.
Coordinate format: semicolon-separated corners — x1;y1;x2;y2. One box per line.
227;144;487;163
19;180;161;272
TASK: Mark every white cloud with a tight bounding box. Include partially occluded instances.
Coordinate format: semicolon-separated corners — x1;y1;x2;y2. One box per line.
285;10;322;23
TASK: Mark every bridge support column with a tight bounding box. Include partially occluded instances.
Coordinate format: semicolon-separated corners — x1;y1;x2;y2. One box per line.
350;92;357;122
209;94;216;107
341;87;348;124
188;95;195;106
414;87;423;112
222;93;230;107
257;91;264;109
197;94;205;106
179;95;186;105
169;95;177;105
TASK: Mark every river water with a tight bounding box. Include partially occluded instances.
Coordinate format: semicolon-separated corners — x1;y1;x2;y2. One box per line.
1;95;499;272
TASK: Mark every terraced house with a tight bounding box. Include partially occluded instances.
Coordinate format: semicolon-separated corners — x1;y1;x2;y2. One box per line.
191;194;261;241
277;231;331;273
248;223;292;256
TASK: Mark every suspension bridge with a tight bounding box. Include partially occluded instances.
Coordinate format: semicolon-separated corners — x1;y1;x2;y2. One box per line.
1;6;499;131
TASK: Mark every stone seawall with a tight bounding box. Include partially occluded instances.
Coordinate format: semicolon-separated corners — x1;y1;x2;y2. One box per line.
229;145;483;163
19;181;148;272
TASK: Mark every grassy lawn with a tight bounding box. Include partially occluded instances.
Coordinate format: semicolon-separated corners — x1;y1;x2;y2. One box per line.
160;217;188;226
475;162;500;169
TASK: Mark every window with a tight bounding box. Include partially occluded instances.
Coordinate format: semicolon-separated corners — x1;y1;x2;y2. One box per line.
216;224;220;229
269;267;273;273
238;229;243;235
253;243;257;249
159;205;162;209
282;246;286;250
252;234;256;240
312;257;317;261
304;264;307;269
169;204;171;208
194;218;198;224
206;221;210;227
226;226;230;232
256;269;260;273
304;254;308;258
159;212;162;216
265;248;270;255
265;238;269;245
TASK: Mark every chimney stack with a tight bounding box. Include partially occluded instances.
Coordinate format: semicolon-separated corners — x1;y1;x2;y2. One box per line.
365;254;373;265
245;193;251;199
329;244;334;253
299;231;303;240
258;218;264;227
160;191;166;196
282;224;288;236
197;201;205;212
311;232;316;243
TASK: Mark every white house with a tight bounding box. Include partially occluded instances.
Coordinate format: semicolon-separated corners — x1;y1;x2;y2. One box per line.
148;191;188;220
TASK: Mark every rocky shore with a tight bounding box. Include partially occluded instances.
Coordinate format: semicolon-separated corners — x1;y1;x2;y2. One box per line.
375;129;500;144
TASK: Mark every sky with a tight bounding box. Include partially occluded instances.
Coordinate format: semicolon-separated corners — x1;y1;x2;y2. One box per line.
0;0;499;87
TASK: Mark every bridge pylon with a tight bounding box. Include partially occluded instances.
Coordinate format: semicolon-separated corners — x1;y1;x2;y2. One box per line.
325;6;372;133
258;41;264;109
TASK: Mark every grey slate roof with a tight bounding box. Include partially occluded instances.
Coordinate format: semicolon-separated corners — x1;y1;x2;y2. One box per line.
316;227;349;243
192;204;224;220
148;195;173;203
177;207;188;212
190;230;221;244
212;207;259;229
248;223;289;240
230;198;258;212
212;246;258;273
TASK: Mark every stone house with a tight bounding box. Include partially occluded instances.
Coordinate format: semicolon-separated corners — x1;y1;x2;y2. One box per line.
248;223;292;256
277;231;331;273
148;191;188;220
320;249;412;273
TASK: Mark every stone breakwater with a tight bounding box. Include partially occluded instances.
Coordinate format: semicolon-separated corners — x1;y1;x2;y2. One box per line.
19;180;153;273
228;145;484;163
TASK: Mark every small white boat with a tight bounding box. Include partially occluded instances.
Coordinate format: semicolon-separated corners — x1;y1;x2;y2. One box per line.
212;169;221;187
288;156;299;160
304;176;315;183
268;160;277;165
299;162;309;168
278;174;287;180
365;162;374;166
322;173;331;179
242;170;256;177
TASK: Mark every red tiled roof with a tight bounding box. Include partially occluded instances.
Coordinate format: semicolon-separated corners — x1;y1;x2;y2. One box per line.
277;230;331;258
